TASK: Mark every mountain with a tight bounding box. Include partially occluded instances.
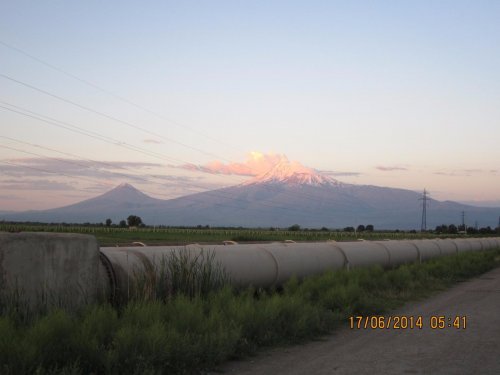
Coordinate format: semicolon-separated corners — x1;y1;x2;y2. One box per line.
2;163;499;229
66;183;164;210
0;183;163;224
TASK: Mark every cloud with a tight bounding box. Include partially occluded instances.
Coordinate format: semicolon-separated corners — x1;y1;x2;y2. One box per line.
0;193;19;200
0;179;75;191
321;170;362;177
376;166;408;172
433;168;497;177
178;152;288;176
143;139;162;144
0;157;231;199
0;158;164;181
148;174;203;182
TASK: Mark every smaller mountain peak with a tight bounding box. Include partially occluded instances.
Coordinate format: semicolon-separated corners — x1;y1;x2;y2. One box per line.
116;183;135;189
106;183;144;196
99;182;158;203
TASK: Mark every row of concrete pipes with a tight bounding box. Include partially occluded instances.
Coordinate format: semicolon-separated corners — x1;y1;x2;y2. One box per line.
1;233;499;307
101;237;500;298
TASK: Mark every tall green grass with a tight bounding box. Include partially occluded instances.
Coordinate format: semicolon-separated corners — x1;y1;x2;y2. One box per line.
1;249;498;374
129;249;230;303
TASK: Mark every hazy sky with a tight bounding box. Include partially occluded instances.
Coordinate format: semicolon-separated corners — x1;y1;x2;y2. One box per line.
1;0;499;211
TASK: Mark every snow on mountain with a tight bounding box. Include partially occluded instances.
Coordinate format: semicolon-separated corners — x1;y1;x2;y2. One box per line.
243;156;340;187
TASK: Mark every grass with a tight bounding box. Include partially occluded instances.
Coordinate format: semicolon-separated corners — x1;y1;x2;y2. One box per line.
0;248;499;374
130;249;230;302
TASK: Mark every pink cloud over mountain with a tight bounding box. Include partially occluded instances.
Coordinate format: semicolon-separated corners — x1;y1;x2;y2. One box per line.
180;152;288;176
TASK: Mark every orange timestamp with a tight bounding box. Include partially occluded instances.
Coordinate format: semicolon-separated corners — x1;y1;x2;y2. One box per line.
348;315;467;330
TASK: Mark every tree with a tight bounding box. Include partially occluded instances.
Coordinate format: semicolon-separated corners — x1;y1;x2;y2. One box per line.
435;224;448;234
479;226;493;234
448;224;458;234
105;218;112;227
288;224;301;231
119;220;127;228
357;224;365;232
466;226;478;235
365;224;374;232
343;226;355;232
127;215;143;227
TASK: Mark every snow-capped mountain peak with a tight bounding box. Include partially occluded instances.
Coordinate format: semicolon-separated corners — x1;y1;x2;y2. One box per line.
243;158;340;187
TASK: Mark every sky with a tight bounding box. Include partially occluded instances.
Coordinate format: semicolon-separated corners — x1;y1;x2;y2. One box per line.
0;0;499;211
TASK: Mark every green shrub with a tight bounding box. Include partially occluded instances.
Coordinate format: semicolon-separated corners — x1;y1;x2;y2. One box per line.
24;310;80;371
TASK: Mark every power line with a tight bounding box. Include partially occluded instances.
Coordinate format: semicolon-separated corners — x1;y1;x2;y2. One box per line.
0;73;229;162
0;101;187;164
0;102;255;199
0;136;229;199
0;135;155;173
0;159;119;190
0;39;237;152
0;143;171;197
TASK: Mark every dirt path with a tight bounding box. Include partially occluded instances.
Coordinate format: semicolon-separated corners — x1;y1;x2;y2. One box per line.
214;267;500;375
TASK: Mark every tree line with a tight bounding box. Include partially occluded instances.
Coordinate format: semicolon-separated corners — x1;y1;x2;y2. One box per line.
105;215;144;228
434;224;497;235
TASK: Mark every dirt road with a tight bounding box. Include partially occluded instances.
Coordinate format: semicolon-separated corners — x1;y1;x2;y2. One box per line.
216;267;500;375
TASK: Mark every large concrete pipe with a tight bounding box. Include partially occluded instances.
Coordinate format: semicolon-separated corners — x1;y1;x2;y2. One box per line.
452;239;473;253
259;242;346;284
373;240;420;266
413;239;442;261
0;232;104;307
468;238;484;251
482;237;500;249
434;239;458;256
334;241;391;268
101;237;500;302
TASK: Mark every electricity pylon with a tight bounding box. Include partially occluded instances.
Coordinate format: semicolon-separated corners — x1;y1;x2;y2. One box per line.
420;189;429;232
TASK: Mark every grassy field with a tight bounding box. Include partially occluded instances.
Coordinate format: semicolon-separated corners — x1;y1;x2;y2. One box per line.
1;248;499;374
0;222;475;246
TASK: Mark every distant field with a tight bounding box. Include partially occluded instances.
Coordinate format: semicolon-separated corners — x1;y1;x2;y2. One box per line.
0;223;472;246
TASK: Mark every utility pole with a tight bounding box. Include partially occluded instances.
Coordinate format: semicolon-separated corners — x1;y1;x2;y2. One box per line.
461;211;467;233
420;189;429;232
